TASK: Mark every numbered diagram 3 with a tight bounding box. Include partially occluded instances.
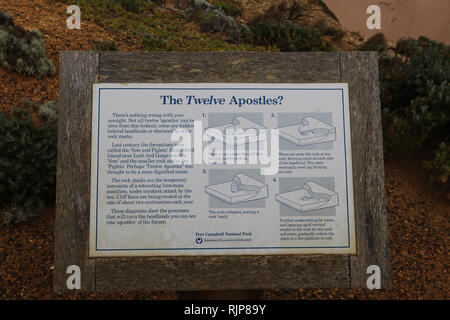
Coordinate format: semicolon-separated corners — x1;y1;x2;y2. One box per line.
206;113;266;145
277;178;338;216
277;116;336;147
206;171;268;206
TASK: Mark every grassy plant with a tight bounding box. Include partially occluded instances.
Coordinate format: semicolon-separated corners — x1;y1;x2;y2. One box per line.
142;33;167;50
118;0;145;13
211;0;242;17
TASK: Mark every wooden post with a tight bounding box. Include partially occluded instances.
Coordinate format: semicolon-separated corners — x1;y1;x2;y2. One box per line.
54;51;98;292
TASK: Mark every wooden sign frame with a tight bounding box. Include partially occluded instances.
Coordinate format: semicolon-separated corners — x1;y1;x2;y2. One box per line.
54;51;391;292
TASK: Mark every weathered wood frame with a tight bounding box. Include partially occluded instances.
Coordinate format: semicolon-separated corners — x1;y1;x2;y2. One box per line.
54;51;391;292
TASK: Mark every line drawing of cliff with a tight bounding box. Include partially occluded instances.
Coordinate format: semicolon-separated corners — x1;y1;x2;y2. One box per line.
205;115;266;146
277;116;336;147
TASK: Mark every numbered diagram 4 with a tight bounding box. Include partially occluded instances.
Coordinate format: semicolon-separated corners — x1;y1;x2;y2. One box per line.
276;180;338;214
206;173;268;205
277;116;336;147
205;114;266;145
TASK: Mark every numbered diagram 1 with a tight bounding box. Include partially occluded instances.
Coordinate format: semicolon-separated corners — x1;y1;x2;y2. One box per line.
205;114;266;145
206;173;268;205
276;180;338;214
277;116;336;147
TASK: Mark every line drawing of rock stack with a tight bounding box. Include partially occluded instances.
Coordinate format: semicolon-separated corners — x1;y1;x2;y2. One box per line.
277;116;336;146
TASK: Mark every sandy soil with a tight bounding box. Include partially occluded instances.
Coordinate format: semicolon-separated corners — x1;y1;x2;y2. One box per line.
323;0;450;44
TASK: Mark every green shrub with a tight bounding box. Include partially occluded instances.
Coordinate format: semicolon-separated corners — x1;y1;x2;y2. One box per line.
384;79;449;170
0;101;58;224
118;0;145;13
0;11;55;78
362;35;450;183
250;20;333;52
381;37;449;118
187;0;251;41
375;37;449;156
314;19;345;41
93;40;119;51
407;81;449;148
211;0;242;17
425;143;450;186
142;33;168;50
358;32;387;53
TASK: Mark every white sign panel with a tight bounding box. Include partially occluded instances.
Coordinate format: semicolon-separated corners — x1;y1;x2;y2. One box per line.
89;83;356;256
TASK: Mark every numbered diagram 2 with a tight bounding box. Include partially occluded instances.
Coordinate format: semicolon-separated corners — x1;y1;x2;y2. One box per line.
206;114;266;145
206;172;268;205
277;178;338;215
277;116;336;147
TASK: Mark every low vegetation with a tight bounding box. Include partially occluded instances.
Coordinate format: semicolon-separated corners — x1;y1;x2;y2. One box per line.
92;39;119;51
250;20;333;52
56;0;260;51
425;143;450;185
360;34;449;185
313;19;345;41
186;0;251;42
0;11;55;78
142;33;168;50
210;0;242;17
0;101;58;224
